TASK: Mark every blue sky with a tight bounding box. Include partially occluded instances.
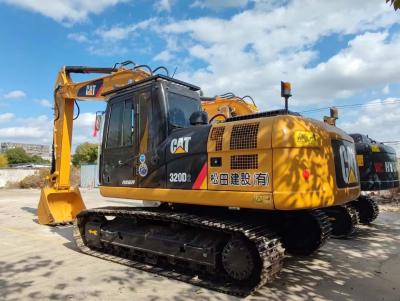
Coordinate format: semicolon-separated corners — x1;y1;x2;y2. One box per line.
0;0;399;151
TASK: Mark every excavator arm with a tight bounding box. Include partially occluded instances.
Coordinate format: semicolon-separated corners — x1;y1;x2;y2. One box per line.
201;94;259;123
38;65;151;225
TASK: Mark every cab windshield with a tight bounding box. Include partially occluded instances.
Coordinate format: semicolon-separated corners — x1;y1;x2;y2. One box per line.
168;92;200;128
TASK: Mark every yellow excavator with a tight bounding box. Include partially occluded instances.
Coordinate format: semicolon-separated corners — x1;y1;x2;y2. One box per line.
37;62;360;296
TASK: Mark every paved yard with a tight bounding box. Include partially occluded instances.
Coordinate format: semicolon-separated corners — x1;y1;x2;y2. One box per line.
0;189;399;301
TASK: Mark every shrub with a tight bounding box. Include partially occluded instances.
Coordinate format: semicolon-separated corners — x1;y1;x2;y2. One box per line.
0;154;8;168
19;169;50;188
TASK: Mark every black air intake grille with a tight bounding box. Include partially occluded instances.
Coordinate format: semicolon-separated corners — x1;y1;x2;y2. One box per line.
230;154;258;169
230;123;259;150
210;127;225;151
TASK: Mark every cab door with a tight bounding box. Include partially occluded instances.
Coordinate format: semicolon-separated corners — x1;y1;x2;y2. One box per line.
101;95;137;187
136;86;167;188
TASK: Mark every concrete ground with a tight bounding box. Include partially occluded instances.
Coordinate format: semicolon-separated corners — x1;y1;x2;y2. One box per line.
0;189;399;301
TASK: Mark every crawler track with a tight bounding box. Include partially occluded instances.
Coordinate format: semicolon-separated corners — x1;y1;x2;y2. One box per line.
323;205;359;238
273;209;332;256
350;196;379;224
73;206;285;297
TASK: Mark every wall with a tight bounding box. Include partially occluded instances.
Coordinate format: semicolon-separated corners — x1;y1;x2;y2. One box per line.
0;169;39;188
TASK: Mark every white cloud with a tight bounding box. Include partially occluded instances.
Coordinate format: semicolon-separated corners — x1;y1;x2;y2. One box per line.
158;0;399;108
0;127;48;139
382;84;390;95
18;115;50;126
339;97;400;154
94;19;155;41
37;99;52;108
154;0;173;13
67;32;89;43
3;90;26;99
0;113;14;123
74;112;96;128
191;0;250;9
293;32;400;104
68;18;155;56
154;50;173;62
154;36;178;62
0;0;129;24
0;112;97;147
66;0;400;110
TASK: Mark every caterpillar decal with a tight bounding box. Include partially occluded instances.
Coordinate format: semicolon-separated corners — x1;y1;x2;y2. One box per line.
77;79;104;97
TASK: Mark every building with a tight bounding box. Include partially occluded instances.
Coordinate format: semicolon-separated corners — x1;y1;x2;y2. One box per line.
0;142;51;161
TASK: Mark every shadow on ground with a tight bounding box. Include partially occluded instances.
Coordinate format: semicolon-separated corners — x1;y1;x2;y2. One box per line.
7;205;399;301
0;256;102;301
250;221;400;301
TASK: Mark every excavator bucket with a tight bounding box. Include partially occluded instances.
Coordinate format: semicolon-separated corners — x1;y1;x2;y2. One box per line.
37;187;86;225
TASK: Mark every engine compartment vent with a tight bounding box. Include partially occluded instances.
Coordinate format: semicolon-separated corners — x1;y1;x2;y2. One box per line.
230;123;259;150
230;154;258;169
210;126;225;151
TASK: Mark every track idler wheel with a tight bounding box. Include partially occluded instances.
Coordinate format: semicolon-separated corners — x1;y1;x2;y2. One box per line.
221;237;261;283
350;196;379;224
323;206;359;239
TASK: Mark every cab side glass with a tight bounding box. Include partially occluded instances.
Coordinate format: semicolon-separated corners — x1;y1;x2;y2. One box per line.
168;92;201;129
122;100;135;146
106;99;135;148
106;101;124;148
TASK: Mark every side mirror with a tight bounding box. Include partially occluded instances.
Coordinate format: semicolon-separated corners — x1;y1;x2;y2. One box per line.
190;111;209;126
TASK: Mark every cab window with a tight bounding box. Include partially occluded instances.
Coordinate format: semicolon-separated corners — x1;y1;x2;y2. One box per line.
106;100;135;148
168;92;200;128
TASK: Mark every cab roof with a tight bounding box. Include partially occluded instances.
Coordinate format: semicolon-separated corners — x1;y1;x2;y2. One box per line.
103;74;200;97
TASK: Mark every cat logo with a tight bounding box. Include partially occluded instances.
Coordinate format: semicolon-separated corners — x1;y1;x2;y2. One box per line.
86;84;96;96
88;229;98;236
170;137;191;154
339;144;358;184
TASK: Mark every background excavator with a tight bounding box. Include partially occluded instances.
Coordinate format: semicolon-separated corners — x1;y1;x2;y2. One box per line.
37;62;360;296
349;133;399;223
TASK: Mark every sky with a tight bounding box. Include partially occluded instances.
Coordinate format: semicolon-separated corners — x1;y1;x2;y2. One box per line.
0;0;399;152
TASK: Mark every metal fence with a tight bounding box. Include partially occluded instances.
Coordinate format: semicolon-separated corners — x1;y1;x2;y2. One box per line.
80;164;99;188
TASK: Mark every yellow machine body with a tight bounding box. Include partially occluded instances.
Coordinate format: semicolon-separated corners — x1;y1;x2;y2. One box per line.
100;114;360;210
38;64;359;224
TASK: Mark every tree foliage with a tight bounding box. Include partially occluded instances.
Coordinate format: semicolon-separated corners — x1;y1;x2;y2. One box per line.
3;147;50;165
5;147;31;164
387;0;400;10
72;143;98;166
0;153;8;168
30;155;50;164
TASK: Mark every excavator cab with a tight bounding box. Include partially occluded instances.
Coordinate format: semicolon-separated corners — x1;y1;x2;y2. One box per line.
38;69;204;224
100;75;203;189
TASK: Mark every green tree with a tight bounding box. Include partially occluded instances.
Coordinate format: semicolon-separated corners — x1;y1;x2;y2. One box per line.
31;155;50;164
0;153;8;167
5;147;31;164
387;0;400;10
72;143;98;166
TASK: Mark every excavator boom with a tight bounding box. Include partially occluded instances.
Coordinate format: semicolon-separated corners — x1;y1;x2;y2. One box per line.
38;65;151;225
